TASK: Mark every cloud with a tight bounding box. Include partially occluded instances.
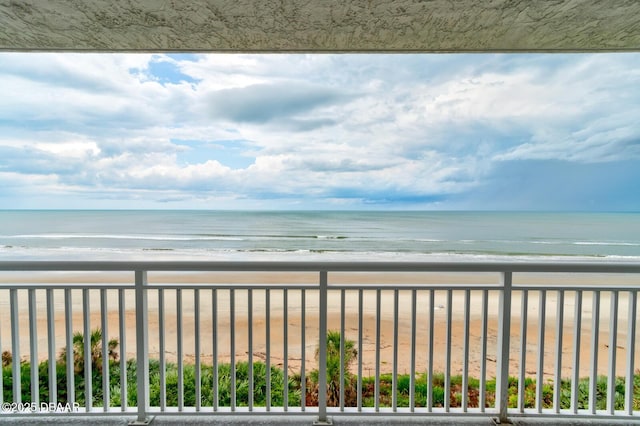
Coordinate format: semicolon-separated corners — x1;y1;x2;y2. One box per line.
0;52;639;209
496;114;640;163
0;139;96;176
205;82;348;127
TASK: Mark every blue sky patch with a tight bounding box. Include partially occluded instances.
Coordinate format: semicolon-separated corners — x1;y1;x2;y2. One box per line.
147;56;199;85
174;139;255;169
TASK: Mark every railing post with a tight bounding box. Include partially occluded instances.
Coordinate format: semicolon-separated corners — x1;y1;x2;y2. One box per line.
131;270;151;425
496;271;513;424
314;270;332;425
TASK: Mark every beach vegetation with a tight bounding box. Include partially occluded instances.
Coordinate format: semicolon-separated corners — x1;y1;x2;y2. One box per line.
57;328;120;374
1;331;640;412
1;350;11;367
309;330;358;406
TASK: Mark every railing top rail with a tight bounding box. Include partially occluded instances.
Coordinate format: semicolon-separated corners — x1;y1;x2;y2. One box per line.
0;260;640;273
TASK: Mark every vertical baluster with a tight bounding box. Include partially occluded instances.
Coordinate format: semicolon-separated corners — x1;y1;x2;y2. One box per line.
410;289;417;412
177;288;184;411
625;290;637;415
283;288;288;411
301;289;306;411
480;289;488;412
571;290;582;413
83;288;92;411
340;288;345;411
357;288;363;412
65;289;74;405
444;289;452;412
392;289;399;412
518;290;528;413
462;289;470;412
46;289;56;405
375;288;381;412
28;288;39;405
230;288;236;411
536;290;546;413
266;289;271;411
553;290;564;413
10;289;20;404
607;291;618;415
119;288;127;411
195;289;201;411
100;288;109;411
157;288;165;411
589;291;600;414
212;289;218;411
427;289;434;412
248;288;254;411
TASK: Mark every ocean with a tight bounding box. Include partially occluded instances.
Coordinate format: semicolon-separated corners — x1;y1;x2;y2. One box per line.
0;210;639;262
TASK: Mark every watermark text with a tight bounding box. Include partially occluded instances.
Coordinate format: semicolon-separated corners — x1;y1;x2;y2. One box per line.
1;402;80;414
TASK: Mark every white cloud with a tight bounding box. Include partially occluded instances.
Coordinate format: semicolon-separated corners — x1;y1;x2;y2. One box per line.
0;52;639;209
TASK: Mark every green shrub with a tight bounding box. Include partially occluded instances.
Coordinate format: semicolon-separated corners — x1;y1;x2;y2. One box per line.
432;384;445;406
414;374;429;403
3;331;640;414
396;374;411;395
309;331;358;407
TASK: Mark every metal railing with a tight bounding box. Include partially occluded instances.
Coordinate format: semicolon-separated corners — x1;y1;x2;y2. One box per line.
0;261;639;424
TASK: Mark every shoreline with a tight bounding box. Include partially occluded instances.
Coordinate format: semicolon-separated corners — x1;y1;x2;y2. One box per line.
1;271;638;380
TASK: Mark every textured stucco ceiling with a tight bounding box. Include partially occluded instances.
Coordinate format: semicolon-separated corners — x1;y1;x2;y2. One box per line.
1;0;639;53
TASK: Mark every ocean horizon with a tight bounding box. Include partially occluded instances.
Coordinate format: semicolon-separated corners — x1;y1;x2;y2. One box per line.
0;210;639;263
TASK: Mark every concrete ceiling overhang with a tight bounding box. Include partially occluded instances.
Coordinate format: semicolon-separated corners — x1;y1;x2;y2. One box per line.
1;0;639;53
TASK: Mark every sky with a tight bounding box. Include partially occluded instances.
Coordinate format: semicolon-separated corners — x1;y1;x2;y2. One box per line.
0;52;639;211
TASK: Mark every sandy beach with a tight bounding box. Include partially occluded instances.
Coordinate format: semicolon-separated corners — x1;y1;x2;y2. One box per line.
1;270;638;381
